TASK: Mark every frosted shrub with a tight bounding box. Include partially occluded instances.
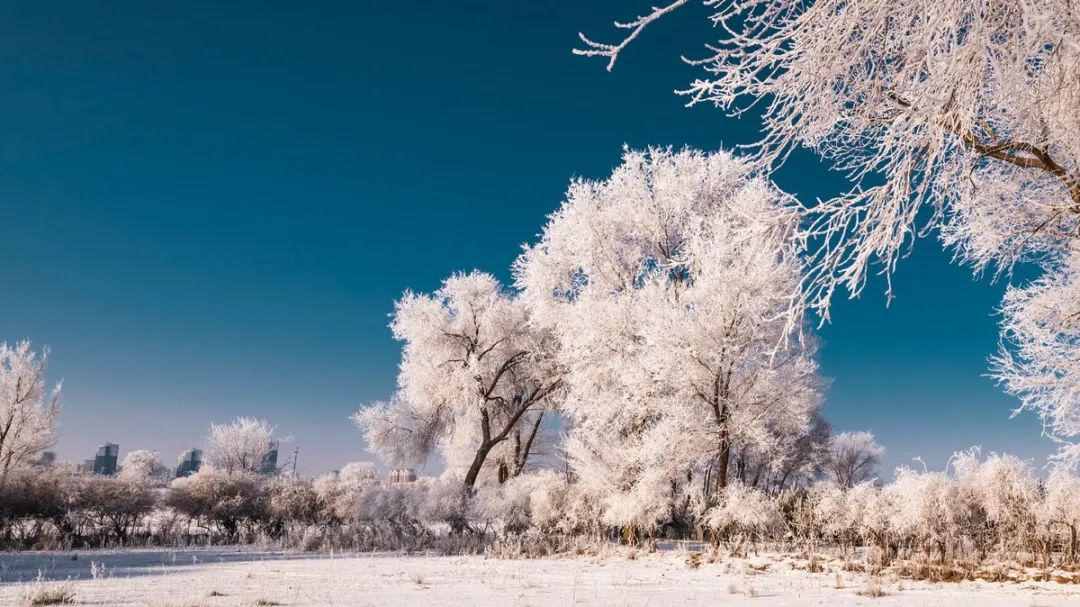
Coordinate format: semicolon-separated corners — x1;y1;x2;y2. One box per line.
265;477;323;539
814;482;858;555
704;482;780;555
847;483;897;566
887;469;958;562
952;450;1040;561
165;468;267;540
1040;470;1080;564
72;475;157;545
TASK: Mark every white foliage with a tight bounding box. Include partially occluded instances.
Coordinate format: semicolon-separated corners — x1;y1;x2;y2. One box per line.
118;450;167;483
1039;469;1080;541
579;0;1080;303
515;147;821;528
0;341;61;484
993;250;1080;468
577;1;1080;465
827;431;885;488
338;461;378;484
354;271;562;488
205;416;275;475
703;481;781;536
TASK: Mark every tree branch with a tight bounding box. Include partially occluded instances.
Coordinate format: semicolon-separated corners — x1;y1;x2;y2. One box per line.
573;0;690;72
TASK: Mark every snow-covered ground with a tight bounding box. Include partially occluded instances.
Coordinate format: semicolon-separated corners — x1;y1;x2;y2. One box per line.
2;548;1078;606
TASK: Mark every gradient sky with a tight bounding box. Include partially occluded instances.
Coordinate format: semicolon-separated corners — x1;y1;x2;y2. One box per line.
0;1;1053;477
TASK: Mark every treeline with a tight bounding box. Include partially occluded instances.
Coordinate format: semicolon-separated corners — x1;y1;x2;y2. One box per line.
2;450;1079;579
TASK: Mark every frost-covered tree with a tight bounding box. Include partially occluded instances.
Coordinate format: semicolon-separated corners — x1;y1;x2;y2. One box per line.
576;1;1080;463
205;417;275;476
730;409;831;493
951;449;1040;556
338;461;378;484
993;251;1080;467
354;272;563;489
515;148;821;532
827;431;884;488
578;0;1079;296
0;341;61;486
118;450;169;484
1040;469;1080;562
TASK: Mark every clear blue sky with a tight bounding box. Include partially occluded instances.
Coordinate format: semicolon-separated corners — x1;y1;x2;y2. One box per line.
0;1;1052;476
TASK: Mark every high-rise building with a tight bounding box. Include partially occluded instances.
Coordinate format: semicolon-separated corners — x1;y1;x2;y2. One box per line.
259;441;279;475
34;451;57;467
175;448;203;478
93;443;119;476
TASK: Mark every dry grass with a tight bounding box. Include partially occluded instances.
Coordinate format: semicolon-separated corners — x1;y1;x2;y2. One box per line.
855;576;888;598
21;585;77;606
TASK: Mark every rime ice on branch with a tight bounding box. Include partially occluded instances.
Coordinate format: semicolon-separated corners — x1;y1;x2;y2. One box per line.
577;0;1080;467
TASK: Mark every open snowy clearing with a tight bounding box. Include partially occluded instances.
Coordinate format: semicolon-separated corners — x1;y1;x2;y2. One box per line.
2;549;1079;606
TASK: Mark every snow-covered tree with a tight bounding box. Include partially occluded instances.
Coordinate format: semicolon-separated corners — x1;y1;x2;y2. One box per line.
0;341;61;486
515;148;821;532
118;449;168;484
827;431;884;488
576;1;1080;463
354;272;563;489
205;417;275;476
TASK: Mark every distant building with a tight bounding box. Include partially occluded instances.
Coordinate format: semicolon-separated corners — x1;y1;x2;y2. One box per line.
175;448;203;478
93;443;119;476
259;441;279;475
78;459;96;474
387;468;417;483
34;451;57;467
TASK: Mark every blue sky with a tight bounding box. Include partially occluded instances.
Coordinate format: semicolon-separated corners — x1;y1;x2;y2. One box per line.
0;1;1052;476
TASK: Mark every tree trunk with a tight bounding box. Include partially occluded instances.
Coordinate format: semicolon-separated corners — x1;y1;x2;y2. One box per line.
716;440;730;492
1071;525;1078;564
513;413;544;477
463;441;494;489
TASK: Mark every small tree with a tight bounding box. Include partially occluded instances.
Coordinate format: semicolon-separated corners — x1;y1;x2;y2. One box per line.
118;450;169;484
827;432;885;489
206;417;275;476
355;272;563;490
